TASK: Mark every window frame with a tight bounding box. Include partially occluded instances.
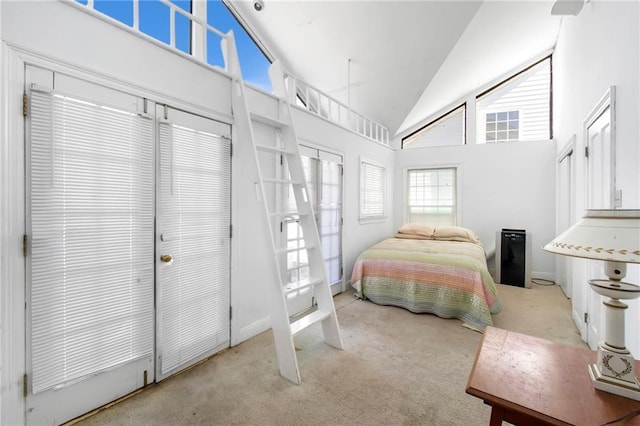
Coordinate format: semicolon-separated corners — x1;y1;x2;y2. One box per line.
401;103;466;149
359;158;387;223
475;55;552;144
404;166;460;227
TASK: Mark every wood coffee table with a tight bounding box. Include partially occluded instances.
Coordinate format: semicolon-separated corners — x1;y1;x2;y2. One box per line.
466;327;640;425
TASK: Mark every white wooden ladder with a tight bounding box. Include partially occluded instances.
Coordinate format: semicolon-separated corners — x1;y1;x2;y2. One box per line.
223;33;343;384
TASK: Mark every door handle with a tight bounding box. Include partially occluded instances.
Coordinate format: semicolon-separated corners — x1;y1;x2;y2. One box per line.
160;254;173;263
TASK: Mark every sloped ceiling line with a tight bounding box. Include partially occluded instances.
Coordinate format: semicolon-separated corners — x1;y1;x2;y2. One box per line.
229;0;561;140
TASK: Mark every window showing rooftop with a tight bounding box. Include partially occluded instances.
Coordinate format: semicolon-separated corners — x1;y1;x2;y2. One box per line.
476;57;551;144
402;104;466;149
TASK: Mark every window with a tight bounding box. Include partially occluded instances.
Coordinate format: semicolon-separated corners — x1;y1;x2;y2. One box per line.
476;57;551;143
407;168;457;226
485;110;519;142
76;0;272;92
359;159;386;221
402;104;466;149
207;0;272;92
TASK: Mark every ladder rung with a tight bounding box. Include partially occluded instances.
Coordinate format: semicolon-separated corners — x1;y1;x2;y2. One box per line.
276;244;316;254
255;144;295;155
263;178;304;186
250;112;288;128
269;211;310;218
284;277;323;294
290;309;331;336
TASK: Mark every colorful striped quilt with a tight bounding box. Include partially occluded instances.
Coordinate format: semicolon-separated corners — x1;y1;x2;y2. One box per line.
351;238;502;330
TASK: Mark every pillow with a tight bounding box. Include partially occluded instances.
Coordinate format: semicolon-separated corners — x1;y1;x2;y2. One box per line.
397;223;435;238
432;226;480;244
394;232;434;240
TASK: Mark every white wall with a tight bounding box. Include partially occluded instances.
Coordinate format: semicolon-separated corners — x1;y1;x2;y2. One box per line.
395;140;557;281
553;0;640;353
0;3;396;422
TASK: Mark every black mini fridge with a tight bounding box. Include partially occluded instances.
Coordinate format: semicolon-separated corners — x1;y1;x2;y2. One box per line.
499;229;526;287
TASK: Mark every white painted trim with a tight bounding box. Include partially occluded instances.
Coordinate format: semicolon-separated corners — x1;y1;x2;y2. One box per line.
237;317;271;345
6;44;234;127
0;42;26;426
401;164;462;227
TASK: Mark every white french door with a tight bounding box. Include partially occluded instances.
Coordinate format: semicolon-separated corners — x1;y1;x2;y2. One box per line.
283;145;343;315
25;69;232;424
155;106;231;380
26;70;155;425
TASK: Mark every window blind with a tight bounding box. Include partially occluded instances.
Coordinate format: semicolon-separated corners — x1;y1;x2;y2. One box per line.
29;89;154;393
360;160;386;219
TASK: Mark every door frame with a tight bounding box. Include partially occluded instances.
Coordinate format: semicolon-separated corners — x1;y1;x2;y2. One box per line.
10;47;235;423
0;42;27;426
582;85;616;349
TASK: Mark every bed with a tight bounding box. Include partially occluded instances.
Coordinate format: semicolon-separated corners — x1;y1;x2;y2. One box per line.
350;224;502;331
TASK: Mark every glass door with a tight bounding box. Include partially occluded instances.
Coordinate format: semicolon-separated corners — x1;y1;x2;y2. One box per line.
155;106;232;380
26;70;155;425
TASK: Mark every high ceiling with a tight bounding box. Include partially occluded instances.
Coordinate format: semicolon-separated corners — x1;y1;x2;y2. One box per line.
228;0;563;138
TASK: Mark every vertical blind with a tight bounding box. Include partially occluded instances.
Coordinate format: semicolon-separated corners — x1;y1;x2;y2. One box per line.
157;121;231;375
29;89;155;393
359;160;386;219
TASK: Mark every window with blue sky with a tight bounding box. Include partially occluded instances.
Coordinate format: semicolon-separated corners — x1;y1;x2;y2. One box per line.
77;0;271;92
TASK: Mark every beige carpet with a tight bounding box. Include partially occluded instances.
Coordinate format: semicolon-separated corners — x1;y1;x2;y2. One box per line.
72;283;585;426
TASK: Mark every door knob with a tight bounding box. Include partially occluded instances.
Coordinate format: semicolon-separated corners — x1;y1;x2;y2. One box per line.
160;254;173;263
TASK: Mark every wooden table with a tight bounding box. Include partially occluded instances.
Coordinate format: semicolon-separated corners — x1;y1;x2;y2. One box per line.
466;327;640;425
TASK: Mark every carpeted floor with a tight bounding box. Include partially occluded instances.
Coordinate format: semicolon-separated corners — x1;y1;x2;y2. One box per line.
72;282;585;426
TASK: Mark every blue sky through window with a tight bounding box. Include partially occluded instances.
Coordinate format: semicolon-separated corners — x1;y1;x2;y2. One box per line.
76;0;271;92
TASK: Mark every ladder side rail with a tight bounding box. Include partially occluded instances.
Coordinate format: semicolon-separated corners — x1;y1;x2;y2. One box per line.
270;64;343;350
222;32;302;384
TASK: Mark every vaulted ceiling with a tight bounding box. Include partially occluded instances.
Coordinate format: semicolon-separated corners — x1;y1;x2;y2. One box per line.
228;0;563;138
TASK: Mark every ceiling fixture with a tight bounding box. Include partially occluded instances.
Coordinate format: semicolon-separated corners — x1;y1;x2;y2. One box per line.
253;0;264;12
551;0;584;15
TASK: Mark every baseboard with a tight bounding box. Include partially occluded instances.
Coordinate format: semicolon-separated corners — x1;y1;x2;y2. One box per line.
531;271;555;283
233;316;271;346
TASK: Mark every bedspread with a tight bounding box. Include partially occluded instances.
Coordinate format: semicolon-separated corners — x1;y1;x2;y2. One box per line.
351;238;502;330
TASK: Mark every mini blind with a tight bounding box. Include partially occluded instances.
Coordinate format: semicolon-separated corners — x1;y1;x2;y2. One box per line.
158;121;231;375
29;89;154;393
359;160;386;219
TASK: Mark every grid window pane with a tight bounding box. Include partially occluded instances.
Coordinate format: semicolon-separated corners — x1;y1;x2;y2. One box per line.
407;168;456;226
